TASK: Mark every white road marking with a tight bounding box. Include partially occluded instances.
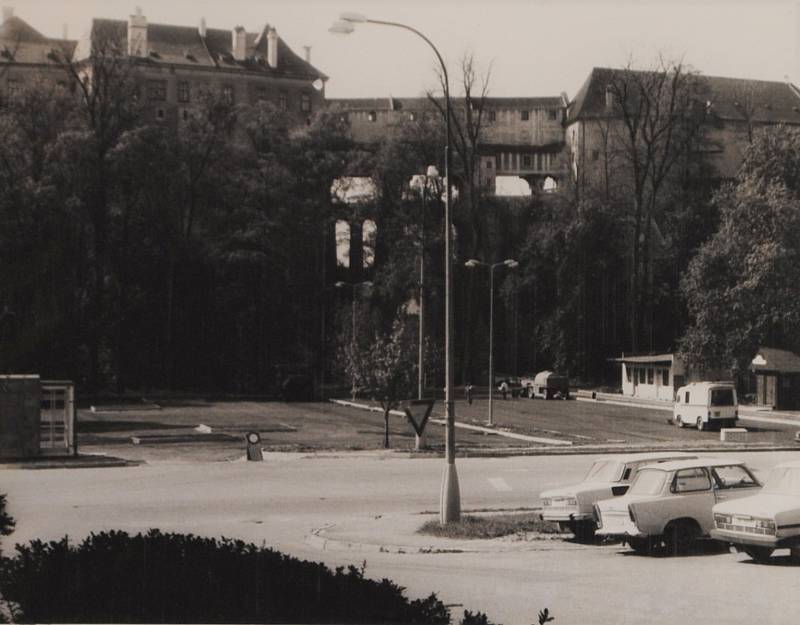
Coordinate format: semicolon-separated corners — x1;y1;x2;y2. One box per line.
488;477;512;492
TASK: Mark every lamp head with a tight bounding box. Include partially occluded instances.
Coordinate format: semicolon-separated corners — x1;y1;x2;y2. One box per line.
329;20;355;35
339;12;368;22
465;259;480;268
504;259;519;268
426;165;440;178
335;281;347;288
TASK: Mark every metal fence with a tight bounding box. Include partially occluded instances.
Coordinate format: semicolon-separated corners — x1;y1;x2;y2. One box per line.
39;381;75;456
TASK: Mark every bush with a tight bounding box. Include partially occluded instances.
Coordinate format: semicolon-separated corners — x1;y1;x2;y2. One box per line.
0;495;13;538
0;530;451;624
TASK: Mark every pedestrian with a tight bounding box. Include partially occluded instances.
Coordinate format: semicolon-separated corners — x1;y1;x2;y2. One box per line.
499;380;509;400
465;383;474;405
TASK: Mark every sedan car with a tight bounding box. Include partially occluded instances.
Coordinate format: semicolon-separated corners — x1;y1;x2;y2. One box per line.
539;452;696;541
595;457;761;555
711;460;800;563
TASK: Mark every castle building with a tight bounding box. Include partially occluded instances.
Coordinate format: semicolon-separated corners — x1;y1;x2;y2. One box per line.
329;95;568;194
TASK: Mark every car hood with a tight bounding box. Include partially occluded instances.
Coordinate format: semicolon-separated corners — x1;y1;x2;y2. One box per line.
714;493;800;518
540;482;617;500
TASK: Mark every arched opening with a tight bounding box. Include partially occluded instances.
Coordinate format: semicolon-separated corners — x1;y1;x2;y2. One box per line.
362;219;377;269
335;220;351;268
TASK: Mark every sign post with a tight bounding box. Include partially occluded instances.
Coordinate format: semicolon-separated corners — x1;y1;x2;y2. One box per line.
403;399;434;451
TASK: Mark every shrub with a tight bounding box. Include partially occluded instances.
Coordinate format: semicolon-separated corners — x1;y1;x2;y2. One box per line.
0;495;13;538
0;530;451;624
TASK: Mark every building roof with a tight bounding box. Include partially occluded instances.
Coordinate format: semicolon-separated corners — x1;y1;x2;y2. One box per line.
612;353;675;365
0;15;76;65
77;18;326;81
566;66;800;126
330;95;565;111
750;347;800;373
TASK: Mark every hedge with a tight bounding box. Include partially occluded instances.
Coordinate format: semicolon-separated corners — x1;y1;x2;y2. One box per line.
0;530;451;623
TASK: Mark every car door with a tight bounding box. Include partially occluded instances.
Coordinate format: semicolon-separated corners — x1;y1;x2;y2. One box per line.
667;467;717;534
712;465;761;506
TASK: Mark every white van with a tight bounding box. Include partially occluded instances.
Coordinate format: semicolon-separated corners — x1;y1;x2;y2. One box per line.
673;382;738;430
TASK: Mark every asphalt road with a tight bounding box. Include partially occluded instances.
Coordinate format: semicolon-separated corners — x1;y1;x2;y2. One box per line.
3;450;800;625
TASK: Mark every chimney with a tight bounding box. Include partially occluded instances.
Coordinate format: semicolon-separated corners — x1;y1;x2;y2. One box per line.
232;25;246;61
302;45;311;63
267;27;278;69
2;7;13;23
198;17;206;38
127;7;147;57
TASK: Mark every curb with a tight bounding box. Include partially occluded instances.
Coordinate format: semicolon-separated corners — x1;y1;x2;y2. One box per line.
0;454;142;470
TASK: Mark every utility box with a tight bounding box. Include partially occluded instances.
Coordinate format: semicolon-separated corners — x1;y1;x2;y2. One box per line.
0;375;41;459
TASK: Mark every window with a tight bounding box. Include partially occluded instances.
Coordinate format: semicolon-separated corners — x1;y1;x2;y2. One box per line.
488;110;497;122
684;391;690;403
626;367;632;383
710;388;735;406
522;155;532;168
662;369;669;386
177;81;190;103
367;110;377;122
6;78;20;96
590;150;599;162
147;79;167;101
155;107;166;121
301;93;311;112
408;112;416;121
222;85;234;105
630;470;667;496
485;159;493;169
520;110;529;121
647;368;654;384
671;468;711;493
255;86;267;101
180;108;190;122
279;92;288;110
713;465;758;489
548;109;558;121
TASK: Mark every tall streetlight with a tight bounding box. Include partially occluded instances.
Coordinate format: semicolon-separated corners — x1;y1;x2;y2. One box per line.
465;259;519;426
335;280;373;399
330;13;460;523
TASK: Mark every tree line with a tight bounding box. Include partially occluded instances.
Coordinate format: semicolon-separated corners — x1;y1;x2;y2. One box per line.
1;49;796;394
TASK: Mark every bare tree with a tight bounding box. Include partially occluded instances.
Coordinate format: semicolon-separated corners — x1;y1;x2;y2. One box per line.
603;57;707;353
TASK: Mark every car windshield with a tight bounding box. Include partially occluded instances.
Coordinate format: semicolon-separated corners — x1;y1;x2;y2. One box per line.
762;467;800;495
628;469;667;496
710;388;735;406
584;460;623;482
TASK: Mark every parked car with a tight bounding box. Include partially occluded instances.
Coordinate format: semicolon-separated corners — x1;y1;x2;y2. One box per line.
539;452;696;541
711;460;800;563
595;457;761;555
521;371;570;399
673;381;738;430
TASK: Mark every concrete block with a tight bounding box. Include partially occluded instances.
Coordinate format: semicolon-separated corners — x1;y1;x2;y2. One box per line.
720;427;748;442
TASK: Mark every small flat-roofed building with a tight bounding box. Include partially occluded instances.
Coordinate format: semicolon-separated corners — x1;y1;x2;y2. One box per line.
749;347;800;410
613;353;686;402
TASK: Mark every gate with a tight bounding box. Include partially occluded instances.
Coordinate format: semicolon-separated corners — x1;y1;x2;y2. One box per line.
39;381;75;456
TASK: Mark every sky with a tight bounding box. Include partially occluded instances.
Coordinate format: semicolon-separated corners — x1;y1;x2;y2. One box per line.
9;0;800;101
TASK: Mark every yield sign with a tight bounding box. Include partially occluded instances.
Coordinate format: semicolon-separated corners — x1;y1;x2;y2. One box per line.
403;399;435;437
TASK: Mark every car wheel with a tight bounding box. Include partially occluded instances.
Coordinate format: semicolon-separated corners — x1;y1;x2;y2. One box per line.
627;537;654;555
742;546;774;563
569;520;596;543
664;521;700;556
696;417;705;431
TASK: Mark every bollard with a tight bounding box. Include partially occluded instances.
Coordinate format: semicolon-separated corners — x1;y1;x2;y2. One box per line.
246;431;263;461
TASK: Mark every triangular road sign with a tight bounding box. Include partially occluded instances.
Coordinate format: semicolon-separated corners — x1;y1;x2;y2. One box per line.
403;399;435;437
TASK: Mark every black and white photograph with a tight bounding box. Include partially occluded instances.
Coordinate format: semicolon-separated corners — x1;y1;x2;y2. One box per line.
1;0;800;623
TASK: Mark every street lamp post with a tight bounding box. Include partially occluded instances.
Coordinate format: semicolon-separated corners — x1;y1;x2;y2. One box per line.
418;165;440;402
335;280;373;400
330;13;460;523
465;259;519;426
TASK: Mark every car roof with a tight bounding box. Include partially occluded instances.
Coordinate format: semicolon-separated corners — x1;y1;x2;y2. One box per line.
638;457;743;472
677;381;735;391
606;451;698;464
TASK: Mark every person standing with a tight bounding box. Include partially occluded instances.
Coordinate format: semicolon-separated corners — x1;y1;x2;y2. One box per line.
465;383;474;405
